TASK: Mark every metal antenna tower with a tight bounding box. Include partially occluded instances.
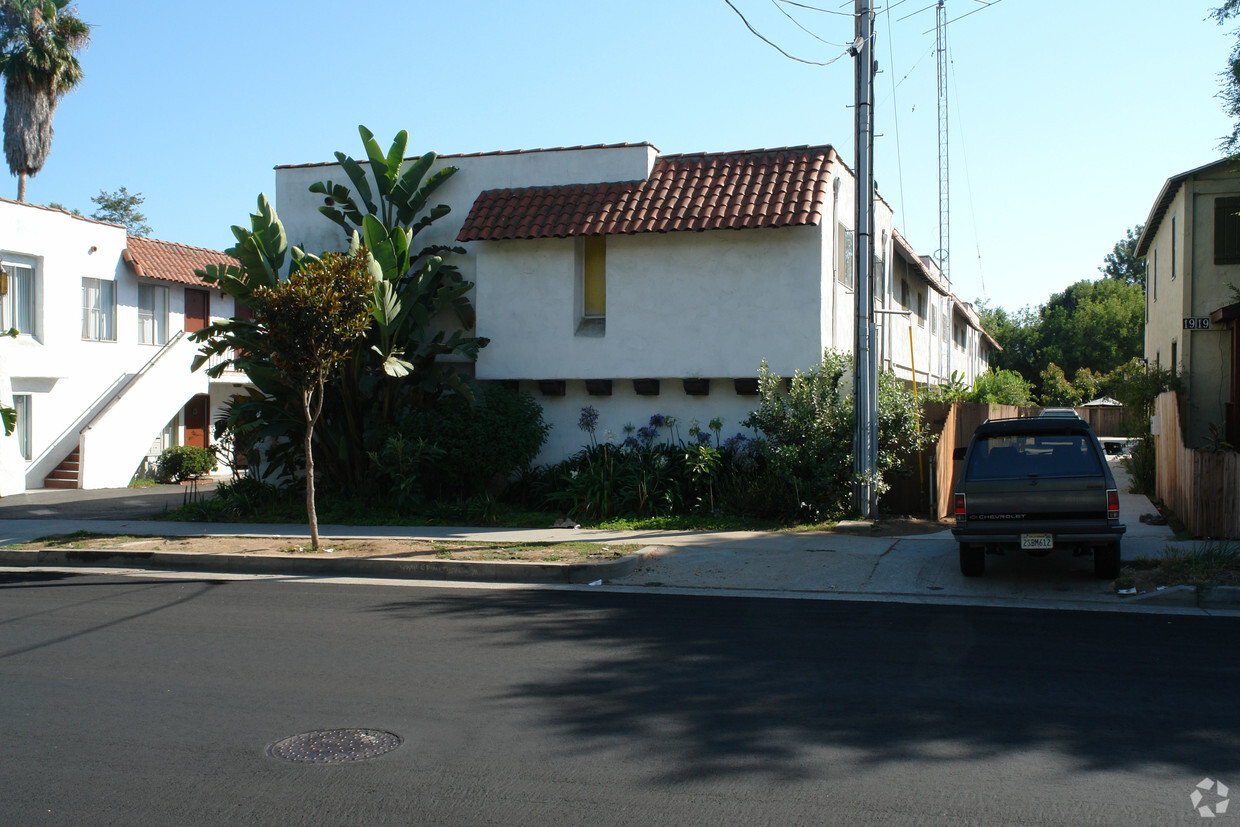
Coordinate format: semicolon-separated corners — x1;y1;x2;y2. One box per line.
935;0;950;289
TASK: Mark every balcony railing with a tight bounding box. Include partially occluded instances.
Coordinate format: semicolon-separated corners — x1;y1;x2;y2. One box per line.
205;349;248;376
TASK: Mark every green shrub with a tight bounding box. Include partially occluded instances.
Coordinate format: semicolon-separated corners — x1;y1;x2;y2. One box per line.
743;351;933;519
970;368;1035;407
155;446;218;483
1123;434;1156;495
387;385;549;501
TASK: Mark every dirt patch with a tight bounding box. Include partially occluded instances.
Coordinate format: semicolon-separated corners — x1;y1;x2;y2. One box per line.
10;533;640;564
858;518;949;537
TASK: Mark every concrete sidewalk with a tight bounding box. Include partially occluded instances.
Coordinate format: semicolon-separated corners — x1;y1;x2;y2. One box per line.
1;458;1229;613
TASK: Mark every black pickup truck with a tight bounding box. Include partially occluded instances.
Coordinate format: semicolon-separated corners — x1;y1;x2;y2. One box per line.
951;416;1126;578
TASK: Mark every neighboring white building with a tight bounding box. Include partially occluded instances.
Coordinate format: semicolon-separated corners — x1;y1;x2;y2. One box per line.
0;198;241;493
880;230;997;389
276;141;994;463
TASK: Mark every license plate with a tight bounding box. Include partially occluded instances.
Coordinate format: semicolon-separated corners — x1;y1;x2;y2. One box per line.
1021;533;1053;550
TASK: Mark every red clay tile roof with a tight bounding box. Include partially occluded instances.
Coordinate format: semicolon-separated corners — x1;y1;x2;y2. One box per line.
123;236;235;286
275;142;658;170
456;145;839;242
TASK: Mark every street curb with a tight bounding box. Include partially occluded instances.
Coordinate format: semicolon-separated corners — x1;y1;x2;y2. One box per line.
1121;584;1240;609
0;546;656;585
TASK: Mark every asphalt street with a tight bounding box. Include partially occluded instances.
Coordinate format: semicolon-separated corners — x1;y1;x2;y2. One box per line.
1;570;1237;825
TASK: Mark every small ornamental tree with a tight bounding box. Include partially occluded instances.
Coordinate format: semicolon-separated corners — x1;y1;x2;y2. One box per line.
249;250;372;549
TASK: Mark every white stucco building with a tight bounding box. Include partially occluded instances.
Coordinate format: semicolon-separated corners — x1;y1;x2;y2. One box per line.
0;198;241;493
276;141;994;462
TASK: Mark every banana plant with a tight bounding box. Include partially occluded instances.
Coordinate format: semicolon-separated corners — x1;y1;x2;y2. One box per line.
192;127;491;493
310;126;457;246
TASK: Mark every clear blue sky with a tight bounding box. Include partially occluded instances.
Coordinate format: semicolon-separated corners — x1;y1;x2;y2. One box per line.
14;0;1235;314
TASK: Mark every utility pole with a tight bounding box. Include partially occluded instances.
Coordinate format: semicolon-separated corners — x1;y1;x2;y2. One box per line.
852;0;877;517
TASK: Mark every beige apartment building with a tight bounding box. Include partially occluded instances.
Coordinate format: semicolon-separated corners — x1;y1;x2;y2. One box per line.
1138;158;1240;447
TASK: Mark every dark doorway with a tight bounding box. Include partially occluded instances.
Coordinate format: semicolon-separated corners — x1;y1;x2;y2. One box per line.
184;394;209;450
185;289;209;334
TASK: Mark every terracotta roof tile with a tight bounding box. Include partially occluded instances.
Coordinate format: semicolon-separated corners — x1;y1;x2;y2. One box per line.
457;145;838;242
123;236;235;286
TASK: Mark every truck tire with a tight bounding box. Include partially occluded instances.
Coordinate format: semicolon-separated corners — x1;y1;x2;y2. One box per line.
959;543;985;577
1094;543;1121;580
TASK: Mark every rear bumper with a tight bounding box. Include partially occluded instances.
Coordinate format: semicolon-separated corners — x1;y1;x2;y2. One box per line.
951;522;1126;545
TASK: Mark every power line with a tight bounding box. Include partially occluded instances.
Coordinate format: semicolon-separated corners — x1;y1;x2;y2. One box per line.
882;0;909;236
947;42;987;301
723;0;855;66
775;0;855;17
922;0;1007;34
897;2;938;23
770;0;851;47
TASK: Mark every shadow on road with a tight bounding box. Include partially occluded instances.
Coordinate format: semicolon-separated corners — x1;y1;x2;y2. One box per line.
372;589;1240;783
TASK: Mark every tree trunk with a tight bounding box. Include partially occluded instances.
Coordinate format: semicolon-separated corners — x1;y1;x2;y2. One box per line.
17;170;26;203
302;391;320;551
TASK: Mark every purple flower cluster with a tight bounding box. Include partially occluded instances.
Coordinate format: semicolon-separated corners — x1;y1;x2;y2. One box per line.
695;431;713;446
636;425;658;446
648;414;666;428
578;406;599;433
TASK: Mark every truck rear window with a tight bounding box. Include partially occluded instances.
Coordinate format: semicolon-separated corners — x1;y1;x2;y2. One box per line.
966;433;1104;480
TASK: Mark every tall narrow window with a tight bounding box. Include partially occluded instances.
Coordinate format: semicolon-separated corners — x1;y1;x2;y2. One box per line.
12;394;30;460
82;277;116;341
1151;249;1157;302
916;290;927;326
837;225;855;289
1;261;33;333
583;236;606;319
1171;216;1177;280
138;283;168;345
900;278;911;309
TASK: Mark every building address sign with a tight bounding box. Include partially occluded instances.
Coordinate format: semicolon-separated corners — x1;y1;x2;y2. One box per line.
1183;317;1213;330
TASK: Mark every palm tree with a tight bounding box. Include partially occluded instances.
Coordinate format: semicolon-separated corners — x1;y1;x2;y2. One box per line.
0;0;89;202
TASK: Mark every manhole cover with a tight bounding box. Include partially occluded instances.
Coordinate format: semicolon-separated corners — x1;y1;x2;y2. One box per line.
268;729;402;764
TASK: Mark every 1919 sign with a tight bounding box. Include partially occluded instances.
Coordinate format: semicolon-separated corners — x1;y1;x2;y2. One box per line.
1183;317;1212;330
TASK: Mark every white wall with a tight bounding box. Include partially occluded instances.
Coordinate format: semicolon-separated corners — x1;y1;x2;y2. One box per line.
0;201;235;492
519;380;764;465
474;225;825;380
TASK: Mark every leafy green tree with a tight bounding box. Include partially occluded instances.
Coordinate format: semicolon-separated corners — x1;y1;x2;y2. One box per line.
1039;363;1078;406
90;186;151;236
0;0;89;202
304;126;488;489
1099;224;1146;289
1039;364;1101;407
974;300;1041;383
248;250;372;549
1038;278;1145;379
1215;1;1240;154
1102;357;1180;422
970;368;1035;407
193;126;488;496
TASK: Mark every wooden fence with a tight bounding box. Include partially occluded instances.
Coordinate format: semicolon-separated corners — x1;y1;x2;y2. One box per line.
1154;391;1240;538
883;401;1037;519
1072;405;1138;437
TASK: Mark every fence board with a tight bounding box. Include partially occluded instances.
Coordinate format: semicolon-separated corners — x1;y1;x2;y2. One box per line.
1154;391;1240;538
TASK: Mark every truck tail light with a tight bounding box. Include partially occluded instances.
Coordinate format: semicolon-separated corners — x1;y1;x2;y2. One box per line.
954;493;966;521
1107;489;1119;521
